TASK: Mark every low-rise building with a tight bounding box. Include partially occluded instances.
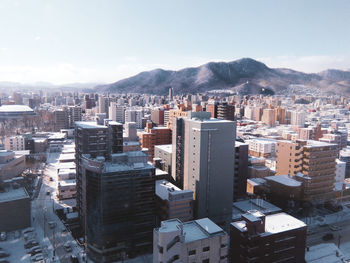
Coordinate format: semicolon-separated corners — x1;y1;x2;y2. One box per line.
58;179;76;200
155;180;193;223
0;150;26;181
153;218;229;263
230;211;306;263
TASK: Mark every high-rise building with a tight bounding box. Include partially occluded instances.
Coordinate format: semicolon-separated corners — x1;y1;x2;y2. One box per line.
234;142;249;201
151;108;164;126
82;151;156;262
109;102;125;123
291;110;306;127
68;106;82;128
261;108;276;126
217;102;235;121
138;122;171;160
75;121;123;233
153;218;229;263
54;109;69;131
276;140;337;203
172;112;236;229
230;211;306;263
98;96;109;117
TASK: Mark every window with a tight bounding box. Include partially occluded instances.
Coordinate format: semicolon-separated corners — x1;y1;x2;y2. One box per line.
189;250;196;256
203;246;210;252
202;259;209;263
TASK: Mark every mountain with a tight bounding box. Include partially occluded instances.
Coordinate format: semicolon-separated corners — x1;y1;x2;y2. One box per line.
95;58;350;96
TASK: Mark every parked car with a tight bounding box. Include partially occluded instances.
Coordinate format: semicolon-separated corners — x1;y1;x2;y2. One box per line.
0;252;9;258
24;240;39;249
64;242;72;252
49;177;53;181
30;253;44;262
329;225;341;231
46;190;50;196
0;233;6;241
29;248;42;256
48;221;57;229
322;233;334;241
23;227;35;235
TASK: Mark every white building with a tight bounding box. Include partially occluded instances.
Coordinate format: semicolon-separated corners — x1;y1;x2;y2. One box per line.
125;109;143;128
247;138;277;157
4;136;25;151
335;159;346;183
109;102;125;123
291;110;306;127
58;179;76;200
153;218;228;263
244;106;254;120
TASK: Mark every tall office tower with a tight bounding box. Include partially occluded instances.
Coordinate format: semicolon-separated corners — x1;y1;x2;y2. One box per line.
124;122;137;141
261;108;276;126
82;151;156;262
290;110;306;127
230;211;306;263
234;142;249;201
53;109;69;132
276;140;337;203
75;121;123;234
154;218;229;263
98;96;109;117
168;87;173;101
217;102;235;121
172;111;236;229
151;108;164;126
68;105;82;128
109;102;125;123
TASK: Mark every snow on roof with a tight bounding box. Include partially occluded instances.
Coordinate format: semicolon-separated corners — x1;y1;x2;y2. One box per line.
155;180;192;200
154;144;172;153
75;121;107;129
58;153;75;161
0;105;34;112
58;179;76;187
232;199;281;220
305;243;348;263
263;212;306;235
0;187;29;202
265;174;302;187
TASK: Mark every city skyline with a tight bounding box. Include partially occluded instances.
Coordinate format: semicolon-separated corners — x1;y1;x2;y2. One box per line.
0;0;350;84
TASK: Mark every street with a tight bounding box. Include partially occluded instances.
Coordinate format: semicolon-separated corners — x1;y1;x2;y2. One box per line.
32;151;82;263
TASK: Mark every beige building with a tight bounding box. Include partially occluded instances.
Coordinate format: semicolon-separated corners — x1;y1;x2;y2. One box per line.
0;150;26;180
4;136;25;151
276;140;337;203
155;180;193;223
261;108;276;126
153;218;228;263
57;179;76;200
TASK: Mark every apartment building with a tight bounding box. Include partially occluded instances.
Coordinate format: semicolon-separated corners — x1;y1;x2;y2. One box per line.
276;140;337;203
4;135;25;151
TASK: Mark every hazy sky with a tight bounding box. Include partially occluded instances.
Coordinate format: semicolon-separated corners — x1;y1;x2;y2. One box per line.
0;0;350;84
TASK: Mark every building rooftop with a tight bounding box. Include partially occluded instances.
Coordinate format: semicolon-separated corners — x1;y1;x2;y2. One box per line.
155;180;192;201
58;179;76;187
0;105;34;112
158;218;226;243
0;187;29;203
232;199;281;221
75;121;107;129
154;144;172;154
265;174;302;187
232;212;306;235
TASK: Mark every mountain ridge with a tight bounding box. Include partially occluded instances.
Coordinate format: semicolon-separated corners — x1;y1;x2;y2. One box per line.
95;58;350;95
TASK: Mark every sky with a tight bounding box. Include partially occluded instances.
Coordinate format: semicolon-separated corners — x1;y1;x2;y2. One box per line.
0;0;350;84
